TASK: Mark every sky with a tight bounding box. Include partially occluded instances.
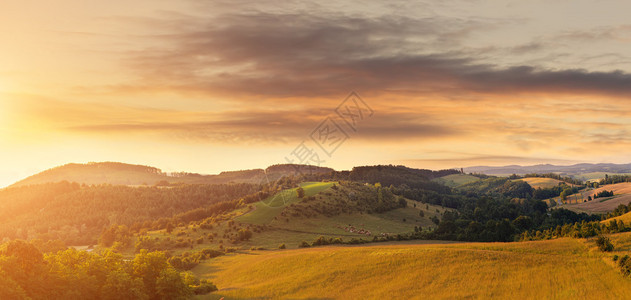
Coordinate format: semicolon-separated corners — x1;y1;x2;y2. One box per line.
1;0;631;187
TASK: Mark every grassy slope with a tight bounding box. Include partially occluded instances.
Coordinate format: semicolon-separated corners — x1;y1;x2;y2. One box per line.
517;177;567;189
562;182;631;214
234;181;447;249
603;210;631;225
243;199;446;249
193;238;631;299
140;181;448;253
433;174;480;188
236;182;335;225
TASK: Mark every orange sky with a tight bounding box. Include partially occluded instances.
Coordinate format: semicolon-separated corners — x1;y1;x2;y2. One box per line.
2;0;631;187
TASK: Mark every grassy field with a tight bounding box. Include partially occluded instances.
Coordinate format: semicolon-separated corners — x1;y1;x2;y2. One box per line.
517;177;570;189
603;211;631;225
244;199;447;249
236;182;335;224
562;183;631;214
433;174;480;188
193;238;631;299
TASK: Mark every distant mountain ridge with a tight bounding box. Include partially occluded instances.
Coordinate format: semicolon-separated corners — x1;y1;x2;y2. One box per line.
464;163;631;176
9;162;334;187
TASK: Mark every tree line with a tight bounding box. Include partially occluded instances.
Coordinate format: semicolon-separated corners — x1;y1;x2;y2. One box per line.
0;181;259;245
0;240;215;299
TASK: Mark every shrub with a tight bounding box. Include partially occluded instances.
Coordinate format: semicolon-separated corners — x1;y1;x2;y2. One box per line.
298;241;311;248
192;280;218;295
278;244;286;249
596;236;614;252
200;248;224;258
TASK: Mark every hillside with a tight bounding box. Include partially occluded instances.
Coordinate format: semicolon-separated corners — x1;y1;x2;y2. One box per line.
465;163;631;176
137;181;447;252
0;181;260;244
562;182;631;214
193;238;631;299
10;162;334;187
432;173;480;187
517;177;568;189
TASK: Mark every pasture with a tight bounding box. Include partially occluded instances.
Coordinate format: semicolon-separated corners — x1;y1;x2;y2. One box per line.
194;238;631;299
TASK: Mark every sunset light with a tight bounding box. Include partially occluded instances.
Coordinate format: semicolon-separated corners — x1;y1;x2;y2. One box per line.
2;1;631;298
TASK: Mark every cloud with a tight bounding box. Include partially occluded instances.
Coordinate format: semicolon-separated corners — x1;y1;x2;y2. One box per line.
99;11;631;100
65;109;461;143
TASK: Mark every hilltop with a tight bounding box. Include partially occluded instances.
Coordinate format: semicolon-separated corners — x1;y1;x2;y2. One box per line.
465;163;631;177
9;162;334;187
132;180;449;254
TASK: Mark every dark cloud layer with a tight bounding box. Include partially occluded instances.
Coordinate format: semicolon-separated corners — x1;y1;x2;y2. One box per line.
65;109;459;143
115;12;631;99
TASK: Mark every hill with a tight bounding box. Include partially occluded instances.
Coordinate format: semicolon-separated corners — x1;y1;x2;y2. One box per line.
517;177;568;189
9;162;334;187
0;181;260;245
465;163;631;177
138;181;448;252
561;182;631;214
433;174;480;187
603;211;631;225
193;238;631;299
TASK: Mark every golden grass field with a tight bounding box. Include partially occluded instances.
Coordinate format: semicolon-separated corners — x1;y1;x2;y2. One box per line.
193;238;631;299
433;174;480;187
606;211;631;225
518;177;569;189
564;182;631;213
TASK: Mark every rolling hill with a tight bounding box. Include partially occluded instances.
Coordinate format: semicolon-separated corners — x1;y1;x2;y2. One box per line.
465;163;631;176
561;182;631;214
193;237;631;299
9;162;334;187
517;177;569;189
433;173;480;187
140;180;447;252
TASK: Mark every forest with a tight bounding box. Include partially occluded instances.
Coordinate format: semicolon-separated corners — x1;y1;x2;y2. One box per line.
0;182;259;245
0;240;215;299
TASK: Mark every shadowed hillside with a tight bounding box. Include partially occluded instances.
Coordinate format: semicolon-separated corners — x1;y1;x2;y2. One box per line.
10;162;334;187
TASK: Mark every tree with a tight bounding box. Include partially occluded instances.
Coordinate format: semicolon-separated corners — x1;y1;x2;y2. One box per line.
102;270;148;300
296;187;305;198
398;196;407;207
237;229;253;241
133;250;170;298
512;216;533;231
0;270;29;300
155;268;192;300
596;236;614;252
166;223;175;234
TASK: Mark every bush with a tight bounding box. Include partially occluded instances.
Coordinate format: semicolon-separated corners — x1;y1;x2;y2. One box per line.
298;241;310;248
200;248;224;258
192;280;218;295
278;244;286;249
596;236;614;252
619;255;631;276
237;229;253;241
